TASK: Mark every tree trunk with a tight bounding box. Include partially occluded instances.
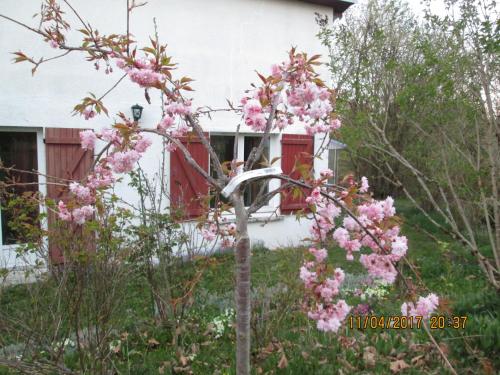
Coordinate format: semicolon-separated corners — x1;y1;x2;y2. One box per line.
232;192;251;375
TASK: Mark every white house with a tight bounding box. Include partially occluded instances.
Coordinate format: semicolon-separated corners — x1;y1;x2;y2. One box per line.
0;0;354;269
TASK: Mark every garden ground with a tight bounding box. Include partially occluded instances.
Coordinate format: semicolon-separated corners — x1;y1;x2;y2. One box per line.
1;201;499;374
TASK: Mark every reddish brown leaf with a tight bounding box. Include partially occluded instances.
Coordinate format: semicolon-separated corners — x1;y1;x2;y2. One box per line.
278;352;288;369
390;360;409;373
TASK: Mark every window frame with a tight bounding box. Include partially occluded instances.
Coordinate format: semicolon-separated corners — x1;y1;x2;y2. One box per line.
0;127;47;268
209;132;281;217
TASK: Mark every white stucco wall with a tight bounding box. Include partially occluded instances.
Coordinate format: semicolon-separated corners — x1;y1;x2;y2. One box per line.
0;0;333;261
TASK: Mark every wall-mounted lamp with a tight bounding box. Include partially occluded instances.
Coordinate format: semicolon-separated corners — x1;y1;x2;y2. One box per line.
131;104;143;122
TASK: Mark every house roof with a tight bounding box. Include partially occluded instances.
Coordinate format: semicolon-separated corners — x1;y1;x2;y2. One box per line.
299;0;356;14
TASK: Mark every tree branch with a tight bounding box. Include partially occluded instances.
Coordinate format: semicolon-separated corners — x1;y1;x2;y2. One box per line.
244;97;279;171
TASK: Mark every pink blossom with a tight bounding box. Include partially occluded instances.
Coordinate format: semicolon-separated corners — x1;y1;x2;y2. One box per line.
310;217;334;242
69;182;93;204
391;236;408;259
359;176;369;193
381;196;396;218
165;101;192;116
170;123;189;138
165;142;177;152
158;115;175;131
270;64;282;78
108;150;141;173
243;99;267;131
133;136;152;153
330;118;341;130
305;187;322;205
202;223;218;242
332;227;350;247
201;228;216;242
320;169;334;179
49;39;59;49
79;130;97;150
310;300;351;333
317;202;341;220
299;265;317;288
87;165;115;189
360;254;397;283
334;268;345;283
115;59;127;69
83;109;96;120
57;201;72;221
98;128;122;144
343;216;360;231
401;294;439;319
220;238;234;249
309;247;328;263
127;68;164;88
72;205;95;225
358;202;385;222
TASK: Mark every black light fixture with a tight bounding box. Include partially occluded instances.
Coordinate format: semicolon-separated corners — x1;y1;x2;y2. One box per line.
131;104;143;122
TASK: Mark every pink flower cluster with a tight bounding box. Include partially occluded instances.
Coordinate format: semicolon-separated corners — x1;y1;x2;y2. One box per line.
156;100;193;149
69;182;94;205
56;125;152;225
97;128;151;174
300;176;419;333
305;187;341;242
242;99;267;131
80;130;97;150
201;220;237;249
300;247;350;332
330;193;406;283
87;164;115;189
201;223;218;242
241;52;341;134
359;176;369;193
57;200;95;225
401;294;439;319
83;109;96;120
116;57;165;88
107;150;141;173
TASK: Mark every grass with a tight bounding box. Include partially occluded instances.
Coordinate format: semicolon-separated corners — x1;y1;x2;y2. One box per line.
0;200;499;374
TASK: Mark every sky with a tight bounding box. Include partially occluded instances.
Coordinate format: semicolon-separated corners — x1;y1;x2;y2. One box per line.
407;0;447;17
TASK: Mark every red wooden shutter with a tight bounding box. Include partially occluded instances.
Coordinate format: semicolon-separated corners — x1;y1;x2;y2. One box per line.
280;134;314;213
45;128;94;264
170;133;209;219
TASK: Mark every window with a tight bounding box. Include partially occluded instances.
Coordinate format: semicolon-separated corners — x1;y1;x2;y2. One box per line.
211;135;235;175
210;135;235;208
243;136;269;207
327;139;347;184
0;132;39;245
209;134;270;208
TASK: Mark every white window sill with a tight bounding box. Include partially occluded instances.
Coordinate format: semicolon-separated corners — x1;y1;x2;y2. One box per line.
190;207;285;224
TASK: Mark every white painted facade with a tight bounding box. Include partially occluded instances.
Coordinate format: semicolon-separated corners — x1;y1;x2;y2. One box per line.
0;0;339;267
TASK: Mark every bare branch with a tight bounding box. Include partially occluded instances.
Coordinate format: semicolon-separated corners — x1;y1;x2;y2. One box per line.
185;113;228;183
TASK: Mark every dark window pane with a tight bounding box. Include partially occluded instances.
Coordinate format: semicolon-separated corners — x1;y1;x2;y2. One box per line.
0;132;39;245
210;135;235;208
328;150;337;184
243;136;269;207
211;135;235;175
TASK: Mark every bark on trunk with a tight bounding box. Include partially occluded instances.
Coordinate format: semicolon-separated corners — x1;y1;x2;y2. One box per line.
232;192;251;375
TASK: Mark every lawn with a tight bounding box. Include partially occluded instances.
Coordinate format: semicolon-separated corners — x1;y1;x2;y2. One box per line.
0;201;498;374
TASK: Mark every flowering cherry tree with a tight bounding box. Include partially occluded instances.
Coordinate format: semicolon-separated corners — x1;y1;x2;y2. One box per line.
0;1;440;373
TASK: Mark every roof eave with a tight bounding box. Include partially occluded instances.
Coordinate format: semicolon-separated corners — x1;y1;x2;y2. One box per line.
299;0;356;14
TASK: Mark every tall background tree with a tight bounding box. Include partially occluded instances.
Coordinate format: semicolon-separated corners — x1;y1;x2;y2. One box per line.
318;0;500;288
